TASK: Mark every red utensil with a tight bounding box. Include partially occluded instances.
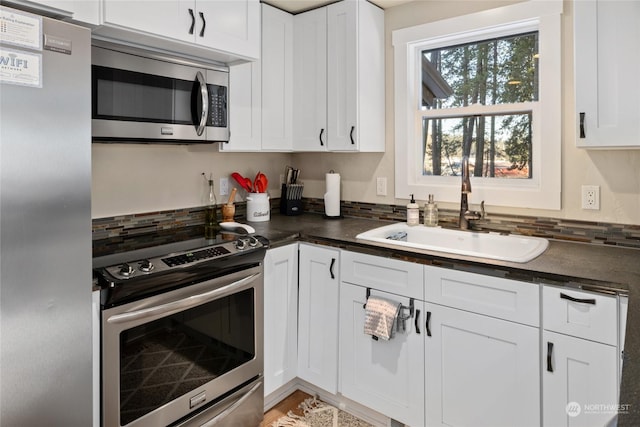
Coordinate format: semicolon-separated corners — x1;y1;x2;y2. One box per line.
231;172;252;192
253;171;268;193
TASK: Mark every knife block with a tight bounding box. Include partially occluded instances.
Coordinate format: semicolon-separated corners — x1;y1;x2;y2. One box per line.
280;184;303;216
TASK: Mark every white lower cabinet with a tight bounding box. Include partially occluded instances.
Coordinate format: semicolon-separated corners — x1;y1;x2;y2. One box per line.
297;243;340;394
543;330;619;427
424;303;540;427
542;286;623;427
263;244;298;396
339;283;425;427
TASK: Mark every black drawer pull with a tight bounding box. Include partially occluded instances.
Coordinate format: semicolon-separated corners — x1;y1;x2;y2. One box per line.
188;8;195;35
547;341;554;372
426;311;432;337
199;12;206;37
319;128;325;146
329;257;335;279
350;125;355;144
560;292;596;305
415;309;421;334
579;112;586;138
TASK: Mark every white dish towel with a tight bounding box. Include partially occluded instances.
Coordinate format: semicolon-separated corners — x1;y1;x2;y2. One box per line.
364;295;401;340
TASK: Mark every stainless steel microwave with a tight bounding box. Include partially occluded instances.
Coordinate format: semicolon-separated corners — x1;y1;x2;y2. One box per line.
91;42;229;143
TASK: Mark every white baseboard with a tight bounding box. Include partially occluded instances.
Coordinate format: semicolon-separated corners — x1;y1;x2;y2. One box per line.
264;378;394;427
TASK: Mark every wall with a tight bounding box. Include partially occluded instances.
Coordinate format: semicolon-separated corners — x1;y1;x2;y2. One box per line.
291;0;640;225
92;143;291;218
92;0;640;225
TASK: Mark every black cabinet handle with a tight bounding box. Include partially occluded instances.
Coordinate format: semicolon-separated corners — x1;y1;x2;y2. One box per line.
547;341;554;372
188;8;195;35
426;311;432;337
415;309;421;334
199;12;206;37
329;258;335;279
579;112;585;138
560;292;596;305
350;126;355;144
319;128;325;146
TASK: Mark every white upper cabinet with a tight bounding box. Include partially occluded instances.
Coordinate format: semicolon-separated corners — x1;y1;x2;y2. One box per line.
260;3;293;151
574;0;640;148
327;0;384;152
98;0;260;62
293;7;328;151
222;3;293;152
195;0;260;60
293;0;384;152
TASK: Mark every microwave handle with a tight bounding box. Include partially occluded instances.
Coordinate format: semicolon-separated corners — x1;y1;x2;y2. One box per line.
195;71;209;136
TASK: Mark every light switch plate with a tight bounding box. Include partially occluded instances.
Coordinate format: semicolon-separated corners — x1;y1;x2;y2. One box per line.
220;177;229;196
376;177;387;196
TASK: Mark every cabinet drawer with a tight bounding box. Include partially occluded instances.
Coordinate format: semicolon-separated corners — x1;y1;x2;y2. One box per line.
340;251;423;300
543;286;617;345
424;266;539;326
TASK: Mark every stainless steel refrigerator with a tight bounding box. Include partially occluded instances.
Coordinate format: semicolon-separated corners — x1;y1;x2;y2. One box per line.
0;6;92;425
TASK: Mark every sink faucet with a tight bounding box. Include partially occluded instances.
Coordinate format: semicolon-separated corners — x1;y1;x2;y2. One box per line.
459;156;485;230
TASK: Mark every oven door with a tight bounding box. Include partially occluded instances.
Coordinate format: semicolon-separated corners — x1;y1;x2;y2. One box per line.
102;266;263;427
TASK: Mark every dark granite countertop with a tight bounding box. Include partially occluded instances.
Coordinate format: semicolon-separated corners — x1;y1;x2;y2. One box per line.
93;212;640;424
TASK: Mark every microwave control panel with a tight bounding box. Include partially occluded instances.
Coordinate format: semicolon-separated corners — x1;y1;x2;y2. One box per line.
207;85;227;128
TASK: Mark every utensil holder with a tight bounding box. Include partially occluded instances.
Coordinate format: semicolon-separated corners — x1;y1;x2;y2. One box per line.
280;183;303;216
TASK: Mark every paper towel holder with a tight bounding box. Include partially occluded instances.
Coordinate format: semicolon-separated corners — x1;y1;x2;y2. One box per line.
324;170;343;219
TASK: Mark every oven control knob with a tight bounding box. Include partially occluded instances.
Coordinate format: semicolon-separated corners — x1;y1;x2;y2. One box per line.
248;236;259;247
119;263;134;277
235;238;248;250
139;259;154;273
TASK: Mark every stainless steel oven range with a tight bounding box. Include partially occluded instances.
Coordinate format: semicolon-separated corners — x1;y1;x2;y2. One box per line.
94;234;268;427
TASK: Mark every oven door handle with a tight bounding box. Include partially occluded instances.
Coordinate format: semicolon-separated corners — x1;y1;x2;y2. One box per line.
199;380;262;426
106;272;259;324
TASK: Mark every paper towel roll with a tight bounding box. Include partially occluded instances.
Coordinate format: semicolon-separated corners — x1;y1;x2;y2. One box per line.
324;172;341;217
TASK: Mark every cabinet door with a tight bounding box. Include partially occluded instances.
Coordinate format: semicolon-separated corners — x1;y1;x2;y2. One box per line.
292;7;328;152
543;330;619;427
263;244;298;396
327;0;358;151
102;0;193;43
261;4;293;151
340;284;425;427
222;61;261;151
297;244;339;393
425;303;540;427
574;0;640;148
195;0;260;60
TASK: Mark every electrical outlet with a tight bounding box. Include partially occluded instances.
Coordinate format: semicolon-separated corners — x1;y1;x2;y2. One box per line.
219;177;229;196
581;185;600;210
376;177;387;196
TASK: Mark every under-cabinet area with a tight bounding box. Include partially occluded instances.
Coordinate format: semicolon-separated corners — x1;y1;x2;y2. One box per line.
264;243;629;427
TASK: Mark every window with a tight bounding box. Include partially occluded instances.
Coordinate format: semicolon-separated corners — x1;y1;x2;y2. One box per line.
393;1;562;210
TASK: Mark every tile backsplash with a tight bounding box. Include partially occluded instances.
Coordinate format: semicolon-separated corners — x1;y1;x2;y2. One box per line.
92;198;640;249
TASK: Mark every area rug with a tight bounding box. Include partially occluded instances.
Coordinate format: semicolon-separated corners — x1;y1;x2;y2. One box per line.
271;397;374;427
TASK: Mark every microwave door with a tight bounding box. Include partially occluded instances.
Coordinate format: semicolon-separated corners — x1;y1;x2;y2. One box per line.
92;65;207;142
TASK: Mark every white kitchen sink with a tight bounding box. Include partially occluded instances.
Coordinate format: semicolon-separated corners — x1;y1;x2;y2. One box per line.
356;223;549;263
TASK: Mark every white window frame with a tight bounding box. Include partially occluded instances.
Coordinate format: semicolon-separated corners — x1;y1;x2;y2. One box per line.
393;0;562;210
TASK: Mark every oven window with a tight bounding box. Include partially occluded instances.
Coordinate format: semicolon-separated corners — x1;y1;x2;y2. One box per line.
118;288;255;425
93;66;195;125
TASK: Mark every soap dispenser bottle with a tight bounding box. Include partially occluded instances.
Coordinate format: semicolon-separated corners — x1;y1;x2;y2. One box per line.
407;194;420;226
424;194;438;227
